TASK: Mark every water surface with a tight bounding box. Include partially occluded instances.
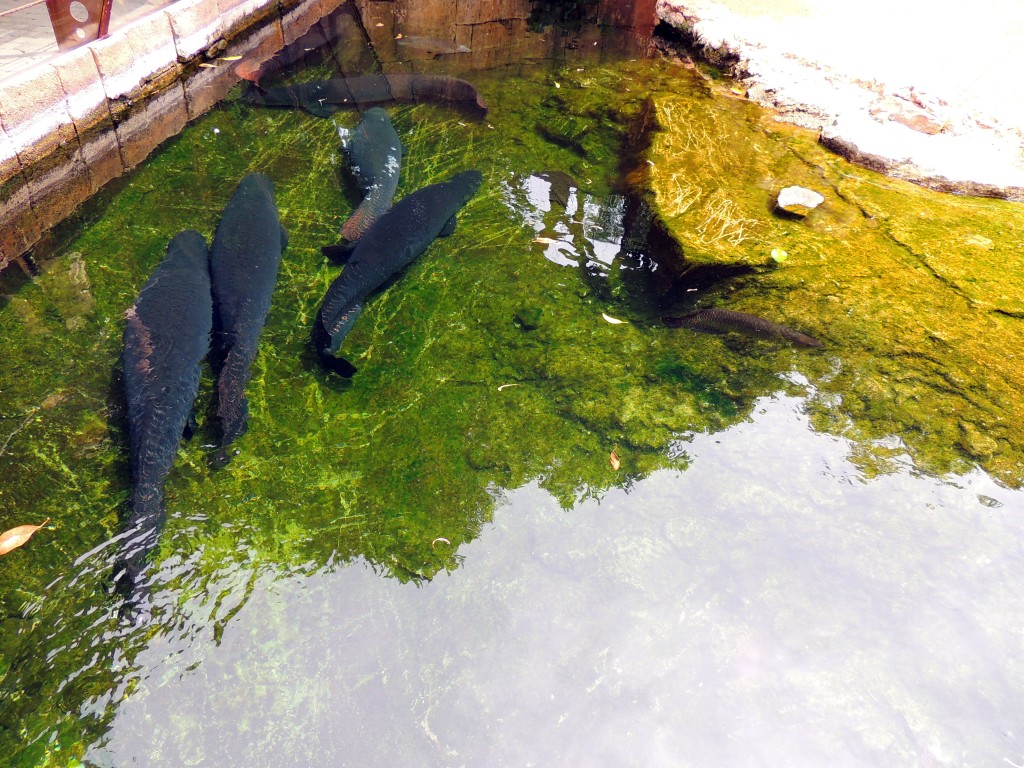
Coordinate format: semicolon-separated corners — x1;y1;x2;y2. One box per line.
1;6;1022;766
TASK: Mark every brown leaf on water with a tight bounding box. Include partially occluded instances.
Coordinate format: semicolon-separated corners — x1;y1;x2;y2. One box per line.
609;450;621;471
0;518;51;556
216;55;243;61
198;62;217;68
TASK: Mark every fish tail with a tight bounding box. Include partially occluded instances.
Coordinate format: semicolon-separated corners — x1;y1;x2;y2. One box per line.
216;346;253;448
316;350;358;378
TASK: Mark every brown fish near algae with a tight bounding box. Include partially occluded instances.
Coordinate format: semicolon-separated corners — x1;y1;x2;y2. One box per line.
663;308;823;348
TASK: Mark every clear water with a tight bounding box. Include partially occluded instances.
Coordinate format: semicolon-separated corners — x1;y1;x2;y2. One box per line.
1;5;1023;766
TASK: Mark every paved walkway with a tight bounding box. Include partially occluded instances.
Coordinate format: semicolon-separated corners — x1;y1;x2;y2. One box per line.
0;0;170;83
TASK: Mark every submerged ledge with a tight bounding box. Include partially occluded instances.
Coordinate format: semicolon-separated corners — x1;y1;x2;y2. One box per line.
656;0;1024;201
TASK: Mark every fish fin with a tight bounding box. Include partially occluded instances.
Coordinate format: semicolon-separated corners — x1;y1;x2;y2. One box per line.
317;351;358;378
439;214;458;237
183;409;198;440
322;241;357;263
280;224;289;251
312;315;359;377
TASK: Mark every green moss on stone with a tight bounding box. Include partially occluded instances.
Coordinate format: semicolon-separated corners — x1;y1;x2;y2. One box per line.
648;77;1024;484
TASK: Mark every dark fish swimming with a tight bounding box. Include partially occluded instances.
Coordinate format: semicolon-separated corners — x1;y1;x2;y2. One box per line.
117;230;212;615
337;107;402;242
243;74;488;118
314;169;483;375
663;308;823;347
210;173;288;462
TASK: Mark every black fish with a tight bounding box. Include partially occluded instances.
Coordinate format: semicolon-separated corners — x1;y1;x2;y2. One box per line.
243;74;488;118
663;308;822;347
314;169;483;375
210;173;288;461
117;230;212;613
337;107;402;242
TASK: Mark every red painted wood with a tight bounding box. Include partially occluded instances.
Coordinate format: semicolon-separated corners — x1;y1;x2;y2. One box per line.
45;0;112;50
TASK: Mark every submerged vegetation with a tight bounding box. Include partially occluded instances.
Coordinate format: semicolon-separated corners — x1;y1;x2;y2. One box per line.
646;72;1024;483
0;17;1020;765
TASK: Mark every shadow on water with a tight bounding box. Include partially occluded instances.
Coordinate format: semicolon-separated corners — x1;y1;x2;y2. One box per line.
1;1;1023;765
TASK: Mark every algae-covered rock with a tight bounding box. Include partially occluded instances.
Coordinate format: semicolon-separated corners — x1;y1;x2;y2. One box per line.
514;306;543;330
647;80;1024;485
35;251;95;331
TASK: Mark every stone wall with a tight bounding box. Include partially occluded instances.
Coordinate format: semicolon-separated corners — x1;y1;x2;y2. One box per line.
0;0;345;270
0;0;657;271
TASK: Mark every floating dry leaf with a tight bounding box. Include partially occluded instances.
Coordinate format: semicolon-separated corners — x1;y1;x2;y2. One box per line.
497;383;521;391
601;313;625;325
0;517;50;555
609;450;621;471
216;55;243;61
432;537;451;548
198;62;217;68
533;237;559;245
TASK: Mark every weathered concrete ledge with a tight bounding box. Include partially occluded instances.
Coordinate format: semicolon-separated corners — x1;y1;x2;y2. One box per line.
0;0;346;270
656;0;1024;201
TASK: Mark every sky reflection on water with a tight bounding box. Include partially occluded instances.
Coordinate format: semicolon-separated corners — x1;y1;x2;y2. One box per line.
90;391;1024;767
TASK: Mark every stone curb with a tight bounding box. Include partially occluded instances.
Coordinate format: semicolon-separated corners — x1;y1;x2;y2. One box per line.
0;0;329;269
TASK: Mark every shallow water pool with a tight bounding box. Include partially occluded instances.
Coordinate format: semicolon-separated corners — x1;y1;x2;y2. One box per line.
1;5;1023;766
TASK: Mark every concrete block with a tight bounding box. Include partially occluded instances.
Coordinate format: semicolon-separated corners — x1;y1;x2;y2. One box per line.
598;0;657;30
184;18;285;120
114;81;189;170
78;124;124;195
218;0;277;42
51;44;112;137
356;0;398;54
0;122;22;188
0;125;39;265
0;62;78;170
317;0;346;17
456;0;532;25
165;0;225;61
469;18;530;52
90;11;180;102
281;0;324;46
0;203;40;267
23;141;93;236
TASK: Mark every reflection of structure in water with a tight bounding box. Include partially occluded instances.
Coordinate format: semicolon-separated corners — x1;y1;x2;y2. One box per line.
502;171;652;273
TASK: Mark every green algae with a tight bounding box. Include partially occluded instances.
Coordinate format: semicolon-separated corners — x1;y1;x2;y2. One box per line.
0;57;774;764
1;40;1020;763
647;69;1024;485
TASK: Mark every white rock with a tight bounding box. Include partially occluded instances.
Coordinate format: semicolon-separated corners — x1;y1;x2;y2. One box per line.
776;186;825;216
